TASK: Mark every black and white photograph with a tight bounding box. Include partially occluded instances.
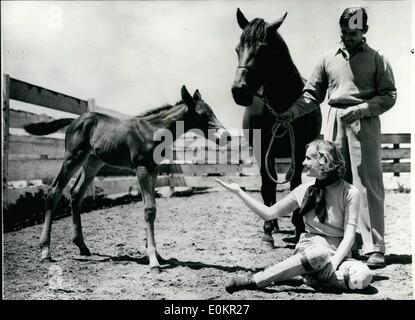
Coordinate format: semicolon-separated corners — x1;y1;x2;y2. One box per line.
2;0;413;302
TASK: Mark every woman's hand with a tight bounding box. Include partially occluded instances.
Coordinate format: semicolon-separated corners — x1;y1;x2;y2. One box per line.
317;260;337;282
215;179;242;194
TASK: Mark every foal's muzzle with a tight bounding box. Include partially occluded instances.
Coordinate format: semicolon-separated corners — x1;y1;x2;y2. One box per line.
216;128;231;145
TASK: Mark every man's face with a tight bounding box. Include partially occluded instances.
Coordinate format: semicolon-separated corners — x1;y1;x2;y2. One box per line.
340;26;366;51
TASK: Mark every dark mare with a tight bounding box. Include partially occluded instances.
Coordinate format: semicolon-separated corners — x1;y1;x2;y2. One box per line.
231;9;322;245
24;85;229;273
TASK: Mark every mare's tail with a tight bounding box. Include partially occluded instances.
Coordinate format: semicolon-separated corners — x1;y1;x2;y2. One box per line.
24;118;74;135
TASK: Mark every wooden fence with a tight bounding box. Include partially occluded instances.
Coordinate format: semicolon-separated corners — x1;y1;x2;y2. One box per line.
2;74;411;210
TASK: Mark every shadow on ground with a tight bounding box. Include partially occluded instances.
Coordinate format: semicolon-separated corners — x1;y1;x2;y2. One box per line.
85;253;261;274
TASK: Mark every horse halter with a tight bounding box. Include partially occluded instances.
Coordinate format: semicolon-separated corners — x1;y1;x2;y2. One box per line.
237;65;252;71
236;61;296;185
254;90;296;185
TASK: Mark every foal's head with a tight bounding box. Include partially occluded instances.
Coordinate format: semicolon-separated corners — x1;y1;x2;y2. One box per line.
181;85;230;144
232;8;289;106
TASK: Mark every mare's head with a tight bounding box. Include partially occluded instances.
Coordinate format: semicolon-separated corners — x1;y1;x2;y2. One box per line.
232;8;288;106
181;85;230;145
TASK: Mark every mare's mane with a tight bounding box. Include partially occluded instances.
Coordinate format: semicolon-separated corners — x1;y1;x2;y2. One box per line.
240;18;267;45
241;18;294;65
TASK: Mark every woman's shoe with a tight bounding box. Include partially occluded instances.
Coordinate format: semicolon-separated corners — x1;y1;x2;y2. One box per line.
225;274;257;293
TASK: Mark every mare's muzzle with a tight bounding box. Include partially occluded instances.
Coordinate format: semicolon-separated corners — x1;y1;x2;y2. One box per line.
232;67;255;106
232;85;254;106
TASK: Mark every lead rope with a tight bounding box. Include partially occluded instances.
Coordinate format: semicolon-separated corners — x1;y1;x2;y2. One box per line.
255;93;296;185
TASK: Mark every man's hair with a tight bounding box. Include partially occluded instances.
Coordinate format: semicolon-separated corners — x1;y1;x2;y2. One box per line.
306;139;346;178
339;6;368;30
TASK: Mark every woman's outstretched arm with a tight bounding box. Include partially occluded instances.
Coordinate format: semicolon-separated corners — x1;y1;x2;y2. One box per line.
215;179;299;221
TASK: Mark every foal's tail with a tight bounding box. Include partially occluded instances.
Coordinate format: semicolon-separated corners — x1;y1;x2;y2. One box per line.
24;118;74;135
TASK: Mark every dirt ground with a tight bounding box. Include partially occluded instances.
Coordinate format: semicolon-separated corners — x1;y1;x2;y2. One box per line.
3;181;413;300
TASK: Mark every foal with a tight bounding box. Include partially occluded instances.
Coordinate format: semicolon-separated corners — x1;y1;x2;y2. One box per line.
24;85;229;273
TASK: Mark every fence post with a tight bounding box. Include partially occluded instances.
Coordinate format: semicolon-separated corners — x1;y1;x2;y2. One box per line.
87;98;95;112
393;143;400;177
3;74;10;209
86;98;96;198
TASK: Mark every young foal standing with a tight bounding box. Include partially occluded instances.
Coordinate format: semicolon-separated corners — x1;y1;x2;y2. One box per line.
24;85;229;274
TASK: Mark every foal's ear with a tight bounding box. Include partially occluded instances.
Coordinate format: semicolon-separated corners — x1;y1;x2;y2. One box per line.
193;89;202;101
267;12;288;33
236;8;249;29
181;85;195;110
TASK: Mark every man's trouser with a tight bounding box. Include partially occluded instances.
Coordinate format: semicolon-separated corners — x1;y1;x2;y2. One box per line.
325;106;385;254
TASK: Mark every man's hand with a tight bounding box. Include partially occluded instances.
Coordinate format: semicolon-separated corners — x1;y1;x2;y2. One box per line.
339;106;362;125
276;109;295;123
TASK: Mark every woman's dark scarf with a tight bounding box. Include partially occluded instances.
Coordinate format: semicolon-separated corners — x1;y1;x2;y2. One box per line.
299;171;342;223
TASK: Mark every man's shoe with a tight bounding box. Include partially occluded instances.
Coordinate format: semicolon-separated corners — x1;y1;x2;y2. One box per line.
367;252;386;269
351;233;364;259
225;274;257;294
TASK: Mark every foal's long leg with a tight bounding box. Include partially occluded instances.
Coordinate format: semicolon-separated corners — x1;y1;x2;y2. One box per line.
150;167;164;262
39;150;89;261
137;166;160;274
69;155;104;256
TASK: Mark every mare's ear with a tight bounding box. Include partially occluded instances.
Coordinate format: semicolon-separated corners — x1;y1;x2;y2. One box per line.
237;8;249;29
193;89;202;101
181;85;195;111
266;12;287;34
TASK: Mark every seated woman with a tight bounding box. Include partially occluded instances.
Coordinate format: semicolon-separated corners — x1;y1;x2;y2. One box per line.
215;139;373;293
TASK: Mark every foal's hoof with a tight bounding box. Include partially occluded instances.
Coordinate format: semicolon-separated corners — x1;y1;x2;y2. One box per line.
150;267;161;275
79;247;92;256
40;248;52;262
261;234;275;249
156;254;166;264
40;257;53;263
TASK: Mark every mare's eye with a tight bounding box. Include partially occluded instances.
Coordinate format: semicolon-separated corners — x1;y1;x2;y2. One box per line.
257;43;268;55
258;42;268;49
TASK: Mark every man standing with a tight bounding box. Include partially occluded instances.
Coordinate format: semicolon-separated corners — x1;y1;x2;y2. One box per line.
277;7;396;268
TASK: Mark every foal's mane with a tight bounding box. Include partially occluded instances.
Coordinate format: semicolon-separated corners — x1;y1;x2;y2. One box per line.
136;100;184;118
